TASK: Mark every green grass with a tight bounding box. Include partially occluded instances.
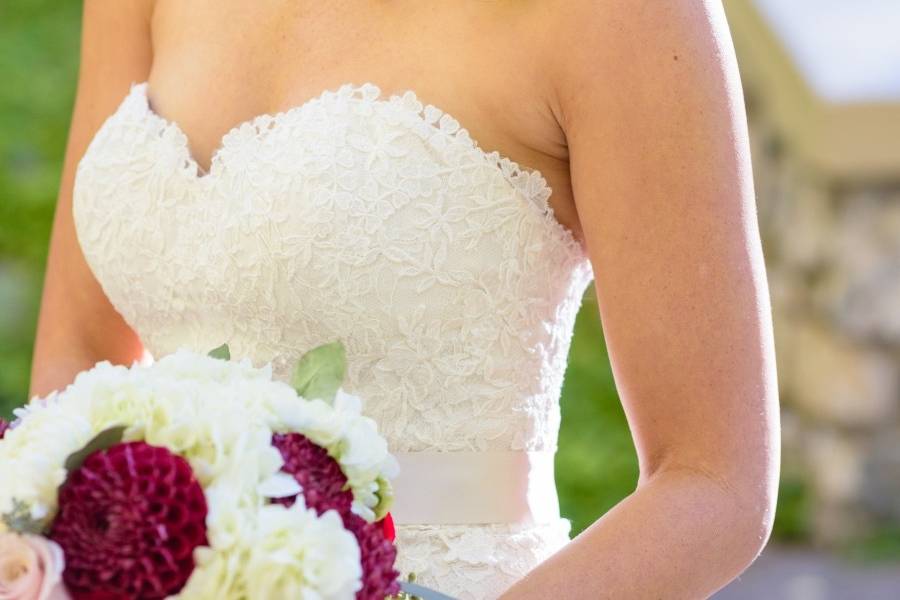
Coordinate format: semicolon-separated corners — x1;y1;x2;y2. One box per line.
557;288;639;534
838;525;900;564
771;472;813;542
0;0;81;416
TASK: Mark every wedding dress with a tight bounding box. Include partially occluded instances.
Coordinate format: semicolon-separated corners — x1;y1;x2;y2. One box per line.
71;80;595;599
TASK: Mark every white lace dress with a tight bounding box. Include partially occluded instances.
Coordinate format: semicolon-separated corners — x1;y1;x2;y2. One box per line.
72;80;595;599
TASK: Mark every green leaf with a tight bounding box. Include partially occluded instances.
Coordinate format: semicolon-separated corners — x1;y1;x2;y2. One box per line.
290;340;347;403
1;499;46;535
208;343;231;360
63;425;126;472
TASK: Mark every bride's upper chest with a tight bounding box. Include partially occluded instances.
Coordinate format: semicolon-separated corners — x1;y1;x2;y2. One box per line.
147;0;557;152
140;0;581;236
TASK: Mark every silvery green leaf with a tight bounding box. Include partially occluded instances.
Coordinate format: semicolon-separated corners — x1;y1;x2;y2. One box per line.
63;425;126;472
290;340;347;403
208;343;231;360
1;499;46;535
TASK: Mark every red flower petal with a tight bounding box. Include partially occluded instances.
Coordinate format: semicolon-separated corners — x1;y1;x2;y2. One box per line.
380;512;396;543
0;419;8;439
48;441;208;600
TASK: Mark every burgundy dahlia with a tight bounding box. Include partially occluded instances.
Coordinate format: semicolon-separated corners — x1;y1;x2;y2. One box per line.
49;441;208;600
272;432;400;600
344;511;402;599
271;432;353;515
0;419;8;439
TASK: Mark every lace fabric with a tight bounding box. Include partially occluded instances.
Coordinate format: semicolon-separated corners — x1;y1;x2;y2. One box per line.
394;520;572;600
72;80;595;598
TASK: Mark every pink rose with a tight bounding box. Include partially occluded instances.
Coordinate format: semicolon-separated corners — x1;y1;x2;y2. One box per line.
0;533;70;600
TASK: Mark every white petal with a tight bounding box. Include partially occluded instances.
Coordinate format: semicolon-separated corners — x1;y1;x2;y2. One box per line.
257;472;302;498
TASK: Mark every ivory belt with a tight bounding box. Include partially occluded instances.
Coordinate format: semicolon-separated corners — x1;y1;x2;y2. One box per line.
389;450;561;526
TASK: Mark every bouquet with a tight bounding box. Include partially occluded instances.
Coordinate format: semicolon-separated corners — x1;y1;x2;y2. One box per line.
0;341;405;599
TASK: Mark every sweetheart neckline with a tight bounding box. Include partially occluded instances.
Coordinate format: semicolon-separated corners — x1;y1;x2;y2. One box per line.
126;80;585;257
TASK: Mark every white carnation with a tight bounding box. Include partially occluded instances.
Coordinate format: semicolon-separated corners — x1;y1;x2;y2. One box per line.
0;394;94;521
244;502;362;599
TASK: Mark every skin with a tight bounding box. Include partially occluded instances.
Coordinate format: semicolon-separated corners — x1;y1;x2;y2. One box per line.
31;1;780;598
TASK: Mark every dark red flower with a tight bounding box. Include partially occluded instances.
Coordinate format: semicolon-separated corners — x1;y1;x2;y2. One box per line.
271;432;353;515
0;419;8;439
272;432;400;600
344;511;401;599
48;441;208;600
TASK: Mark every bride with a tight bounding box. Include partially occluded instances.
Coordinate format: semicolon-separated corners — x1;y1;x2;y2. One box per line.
29;1;779;598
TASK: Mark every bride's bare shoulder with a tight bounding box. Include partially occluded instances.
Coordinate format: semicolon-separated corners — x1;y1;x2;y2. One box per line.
542;0;737;111
81;0;155;77
75;0;155;118
84;0;155;27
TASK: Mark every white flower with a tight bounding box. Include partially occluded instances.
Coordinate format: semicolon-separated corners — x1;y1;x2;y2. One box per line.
169;541;247;600
0;398;93;522
257;472;303;499
244;502;362;599
267;396;346;447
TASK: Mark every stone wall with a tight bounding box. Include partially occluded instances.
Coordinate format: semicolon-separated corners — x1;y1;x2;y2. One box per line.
744;86;900;544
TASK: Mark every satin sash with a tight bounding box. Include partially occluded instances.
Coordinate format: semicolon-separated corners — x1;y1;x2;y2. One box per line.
389;450;560;526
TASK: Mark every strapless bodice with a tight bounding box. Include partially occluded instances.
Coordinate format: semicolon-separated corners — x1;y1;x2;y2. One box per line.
72;80;595;599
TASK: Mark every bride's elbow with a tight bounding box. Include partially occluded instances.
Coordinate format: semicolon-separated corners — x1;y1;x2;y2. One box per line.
734;494;776;574
717;462;779;576
744;479;778;563
656;456;779;576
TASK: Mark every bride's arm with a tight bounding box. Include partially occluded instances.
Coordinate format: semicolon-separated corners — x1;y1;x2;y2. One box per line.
501;2;779;598
29;0;155;400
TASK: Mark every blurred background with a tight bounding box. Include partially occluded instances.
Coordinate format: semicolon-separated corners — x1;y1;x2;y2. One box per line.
1;1;898;597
